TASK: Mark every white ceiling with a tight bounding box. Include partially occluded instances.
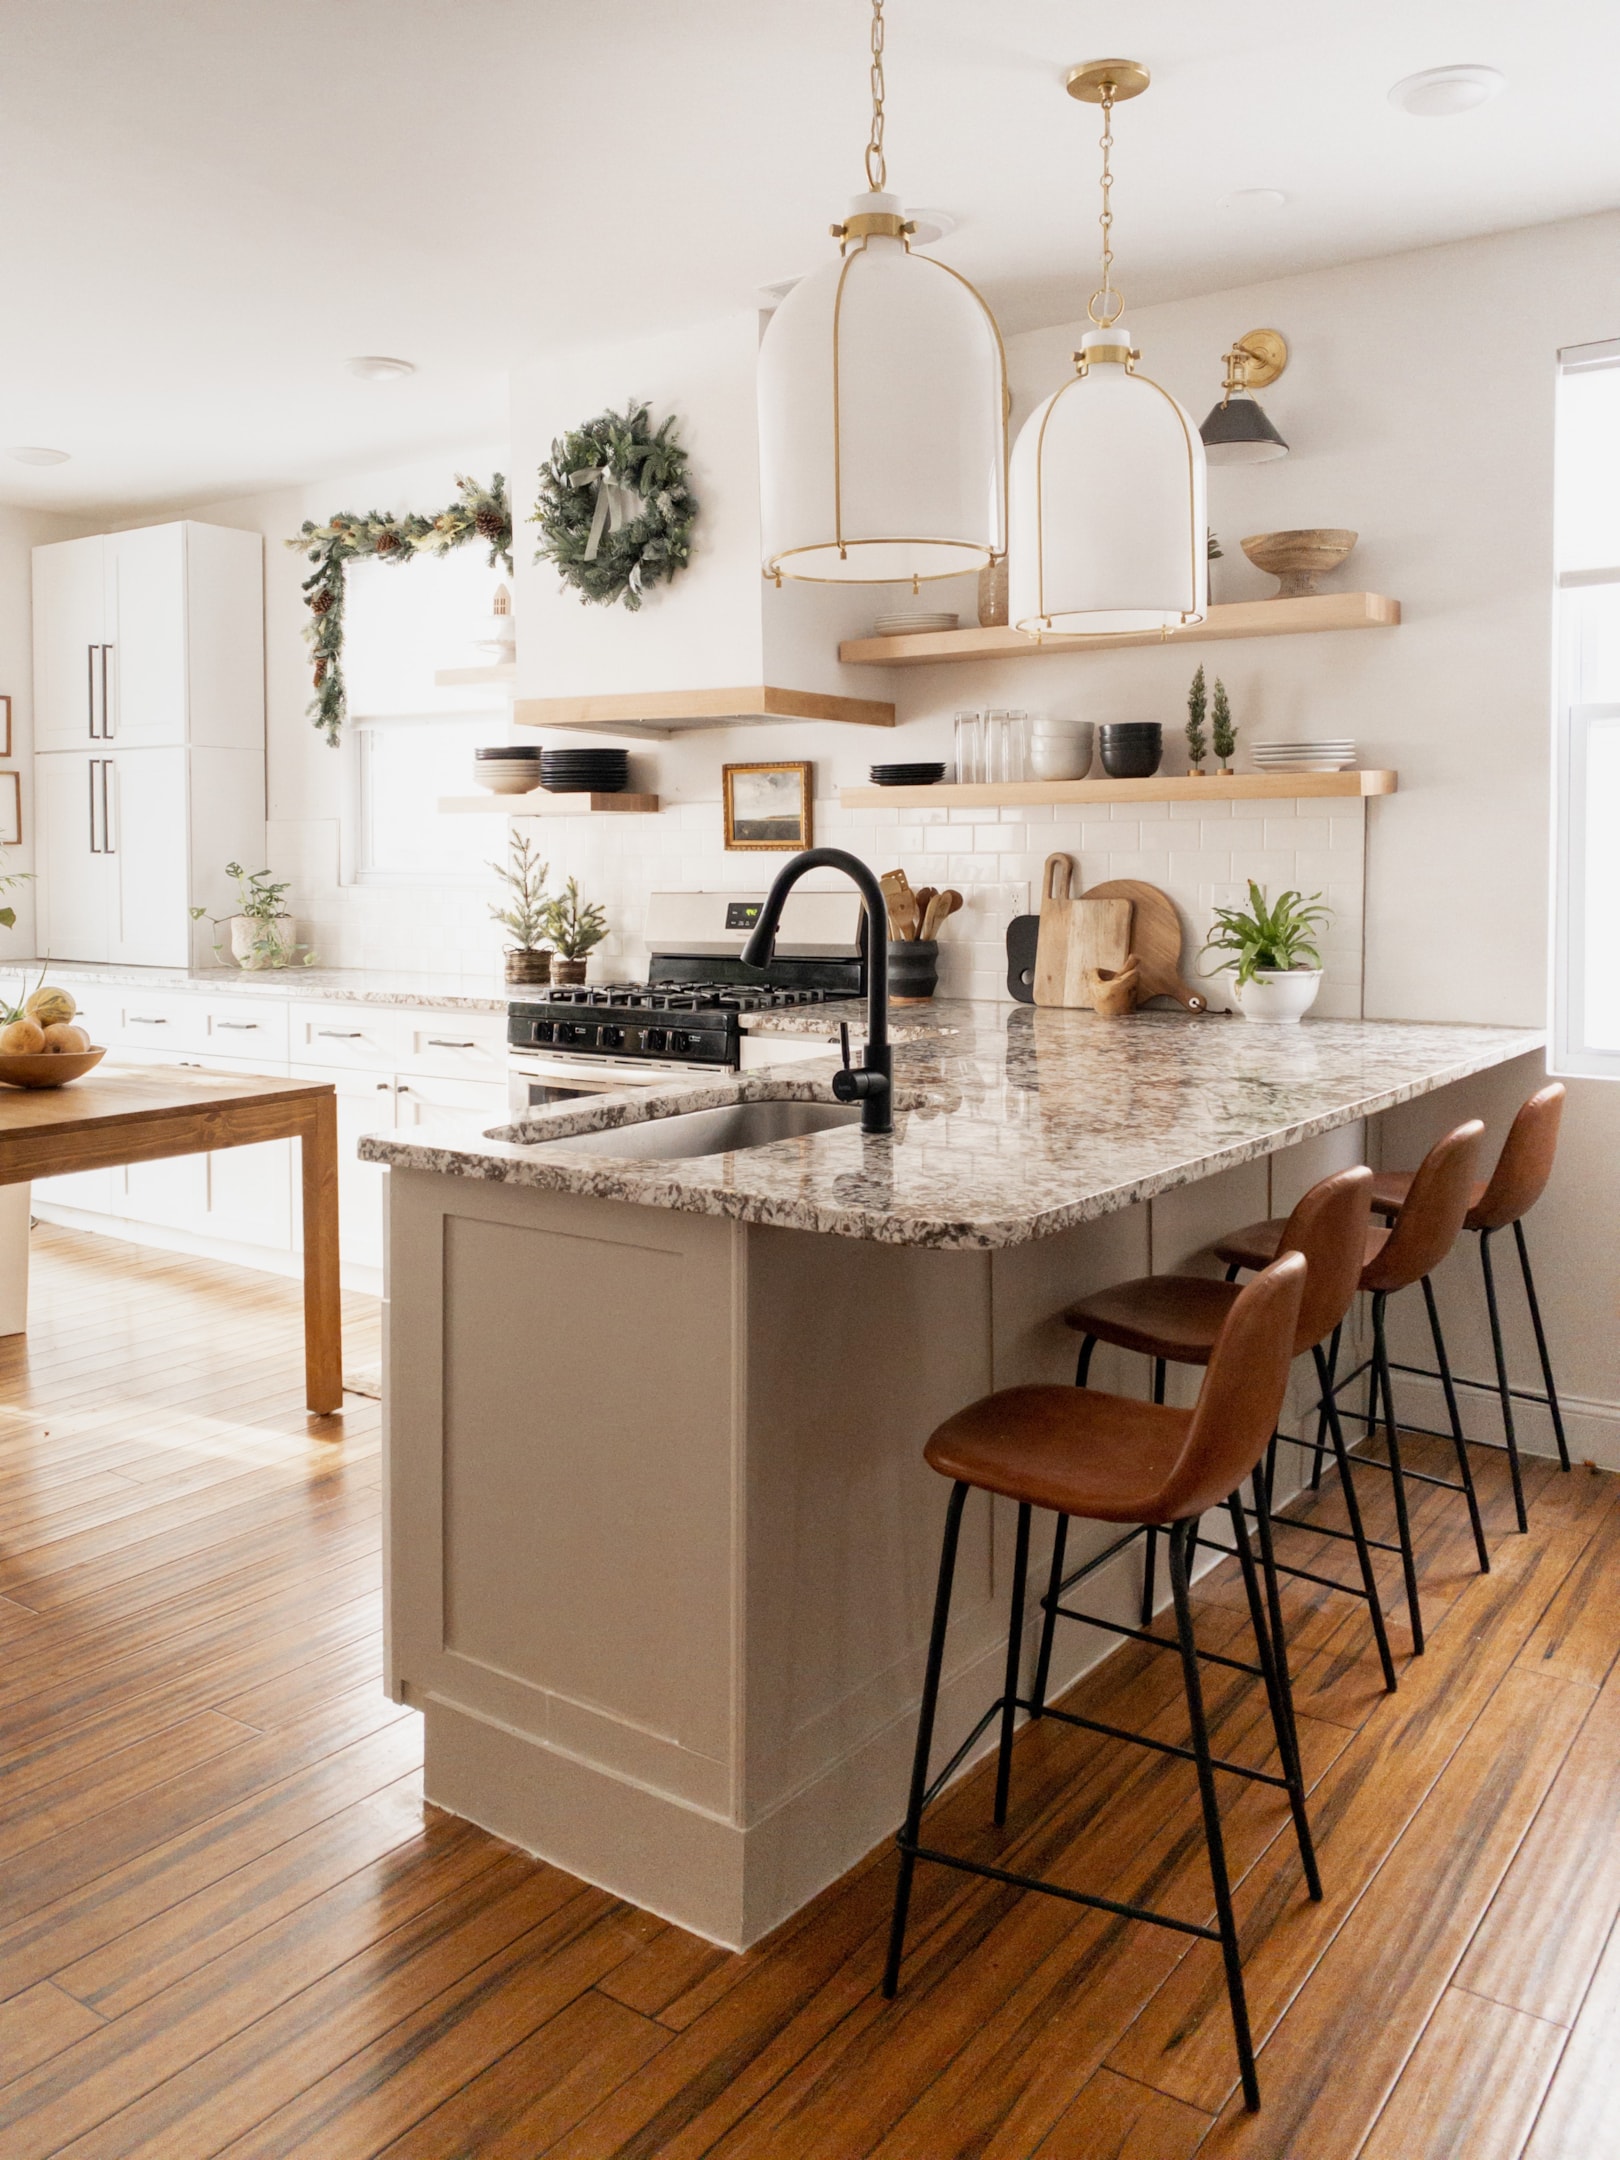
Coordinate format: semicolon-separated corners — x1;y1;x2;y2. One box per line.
2;0;1618;515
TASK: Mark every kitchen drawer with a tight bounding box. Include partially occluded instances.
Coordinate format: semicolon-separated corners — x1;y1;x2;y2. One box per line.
198;998;289;1064
104;990;213;1055
289;1002;407;1071
393;1071;509;1136
397;1009;508;1085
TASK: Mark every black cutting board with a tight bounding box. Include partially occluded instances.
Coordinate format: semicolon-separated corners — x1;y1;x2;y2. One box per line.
1006;914;1039;1004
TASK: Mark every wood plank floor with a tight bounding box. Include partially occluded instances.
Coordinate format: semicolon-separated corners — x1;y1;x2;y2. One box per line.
1;1223;1617;2157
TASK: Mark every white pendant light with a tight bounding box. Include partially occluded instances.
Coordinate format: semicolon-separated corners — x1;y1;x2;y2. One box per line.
758;0;1007;587
1009;61;1207;639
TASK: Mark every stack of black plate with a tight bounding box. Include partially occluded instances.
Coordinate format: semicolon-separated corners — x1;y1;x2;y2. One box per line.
540;747;630;795
869;761;946;787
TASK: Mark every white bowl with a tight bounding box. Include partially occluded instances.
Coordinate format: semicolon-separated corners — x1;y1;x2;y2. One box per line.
475;769;543;794
1030;725;1096;780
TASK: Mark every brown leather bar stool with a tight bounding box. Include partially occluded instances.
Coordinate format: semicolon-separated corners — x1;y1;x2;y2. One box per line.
1216;1120;1487;1655
1370;1083;1569;1532
885;1253;1313;2115
1051;1166;1398;1696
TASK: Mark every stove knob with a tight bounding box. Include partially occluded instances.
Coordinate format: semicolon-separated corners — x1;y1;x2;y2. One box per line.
600;1026;625;1050
532;1021;554;1044
670;1029;695;1055
642;1026;667;1054
556;1022;580;1046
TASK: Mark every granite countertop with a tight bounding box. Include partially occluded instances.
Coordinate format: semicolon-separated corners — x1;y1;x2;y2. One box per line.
32;963;511;1013
359;1003;1545;1250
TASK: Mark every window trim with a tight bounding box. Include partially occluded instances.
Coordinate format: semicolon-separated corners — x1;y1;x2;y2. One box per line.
349;711;496;889
1551;572;1620;1078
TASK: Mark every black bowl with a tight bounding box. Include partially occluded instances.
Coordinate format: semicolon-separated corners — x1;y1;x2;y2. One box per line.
1098;723;1163;738
1099;728;1162;779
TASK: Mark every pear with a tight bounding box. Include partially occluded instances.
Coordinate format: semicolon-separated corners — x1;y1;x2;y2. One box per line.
0;1018;46;1054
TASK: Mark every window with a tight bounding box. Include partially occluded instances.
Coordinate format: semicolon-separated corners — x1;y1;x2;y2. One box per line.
1551;340;1620;1076
344;547;508;884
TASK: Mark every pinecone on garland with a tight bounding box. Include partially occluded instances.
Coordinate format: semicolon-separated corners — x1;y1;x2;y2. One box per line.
309;586;335;615
313;658;327;686
475;505;505;541
374;529;401;555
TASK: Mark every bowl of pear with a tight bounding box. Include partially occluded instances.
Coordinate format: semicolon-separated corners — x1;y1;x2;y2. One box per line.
0;999;106;1088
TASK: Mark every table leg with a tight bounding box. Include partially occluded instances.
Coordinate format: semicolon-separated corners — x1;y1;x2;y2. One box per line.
0;1182;30;1337
299;1098;343;1415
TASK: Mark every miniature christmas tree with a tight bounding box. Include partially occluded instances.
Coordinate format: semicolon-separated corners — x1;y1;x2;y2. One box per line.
1211;677;1237;773
1185;664;1208;775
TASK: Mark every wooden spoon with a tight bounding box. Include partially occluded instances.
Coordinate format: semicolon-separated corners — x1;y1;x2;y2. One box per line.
880;868;920;940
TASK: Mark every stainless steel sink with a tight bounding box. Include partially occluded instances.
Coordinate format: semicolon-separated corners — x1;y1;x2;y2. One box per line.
530;1098;862;1163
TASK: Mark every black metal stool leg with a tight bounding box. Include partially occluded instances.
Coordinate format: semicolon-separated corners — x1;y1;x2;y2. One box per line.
1074;1334;1097;1389
1030;1512;1068;1719
1231;1489;1322;1900
1515;1218;1572;1473
1422;1274;1491;1571
1309;1322;1343;1495
1477;1230;1528;1529
1315;1341;1398;1693
885;1480;968;1998
1168;1520;1261;2113
1141;1360;1165;1625
993;1503;1032;1826
1372;1295;1425;1655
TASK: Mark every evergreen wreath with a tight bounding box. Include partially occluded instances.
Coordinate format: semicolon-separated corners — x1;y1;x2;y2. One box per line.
287;473;513;745
530;401;696;611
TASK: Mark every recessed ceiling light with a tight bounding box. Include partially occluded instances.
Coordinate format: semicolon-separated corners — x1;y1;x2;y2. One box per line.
345;355;416;381
8;446;70;466
1388;65;1504;117
903;207;958;247
1222;188;1288;213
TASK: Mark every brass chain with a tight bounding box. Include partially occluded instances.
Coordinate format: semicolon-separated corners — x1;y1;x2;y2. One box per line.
865;0;886;193
1088;80;1123;326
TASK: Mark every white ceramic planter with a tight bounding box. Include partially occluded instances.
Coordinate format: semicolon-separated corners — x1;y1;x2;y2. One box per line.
229;914;298;971
1235;967;1322;1024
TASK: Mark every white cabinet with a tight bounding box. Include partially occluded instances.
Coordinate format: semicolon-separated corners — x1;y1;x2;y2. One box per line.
34;521;266;967
292;1063;395;1276
33;521;264;752
36;746;264;967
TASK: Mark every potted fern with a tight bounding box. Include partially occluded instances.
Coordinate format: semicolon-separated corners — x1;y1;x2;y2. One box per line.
1199;881;1331;1023
542;877;608;986
489;833;553;985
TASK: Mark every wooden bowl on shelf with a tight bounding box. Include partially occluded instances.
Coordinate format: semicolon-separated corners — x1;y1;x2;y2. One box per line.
0;1047;107;1090
1240;528;1358;599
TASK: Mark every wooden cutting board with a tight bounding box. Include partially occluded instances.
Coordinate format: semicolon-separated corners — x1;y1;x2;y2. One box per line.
1082;878;1208;1012
1033;855;1133;1008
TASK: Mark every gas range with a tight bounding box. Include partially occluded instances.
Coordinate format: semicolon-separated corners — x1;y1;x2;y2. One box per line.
507;890;865;1111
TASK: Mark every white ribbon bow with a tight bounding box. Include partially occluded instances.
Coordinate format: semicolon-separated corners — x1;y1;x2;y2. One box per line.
568;465;642;560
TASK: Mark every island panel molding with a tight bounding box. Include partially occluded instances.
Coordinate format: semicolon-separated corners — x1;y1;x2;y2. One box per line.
514;683;896;738
840;770;1396;809
839;589;1400;667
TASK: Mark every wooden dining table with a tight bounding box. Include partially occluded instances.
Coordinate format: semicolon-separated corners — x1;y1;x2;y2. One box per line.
0;1063;342;1413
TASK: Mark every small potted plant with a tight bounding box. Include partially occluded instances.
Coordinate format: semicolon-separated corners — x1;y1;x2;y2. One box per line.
1211;676;1237;774
1199;880;1331;1023
542;877;608;985
191;864;310;969
1185;664;1208;776
489;832;553;985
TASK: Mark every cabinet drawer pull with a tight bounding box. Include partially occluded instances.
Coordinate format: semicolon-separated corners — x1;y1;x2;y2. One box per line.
128;1016;167;1025
215;1021;258;1030
317;1029;364;1039
427;1038;478;1050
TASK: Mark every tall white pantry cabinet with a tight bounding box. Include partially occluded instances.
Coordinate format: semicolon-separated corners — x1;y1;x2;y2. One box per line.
33;521;266;967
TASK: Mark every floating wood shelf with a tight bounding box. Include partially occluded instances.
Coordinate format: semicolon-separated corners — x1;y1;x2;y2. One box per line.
838;591;1400;669
839;770;1397;810
435;663;516;687
437;791;660;817
513;683;895;742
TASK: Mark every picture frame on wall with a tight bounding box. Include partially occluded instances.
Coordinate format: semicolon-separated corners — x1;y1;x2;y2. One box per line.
0;772;20;847
0;696;12;760
722;761;813;852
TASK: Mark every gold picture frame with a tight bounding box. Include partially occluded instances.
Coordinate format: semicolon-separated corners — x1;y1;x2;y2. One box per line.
722;761;813;851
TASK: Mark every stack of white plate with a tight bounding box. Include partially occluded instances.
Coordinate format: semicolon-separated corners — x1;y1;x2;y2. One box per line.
1252;739;1358;773
872;610;959;637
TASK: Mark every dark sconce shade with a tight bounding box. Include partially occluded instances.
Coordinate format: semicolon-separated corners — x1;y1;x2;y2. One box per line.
1199;391;1289;464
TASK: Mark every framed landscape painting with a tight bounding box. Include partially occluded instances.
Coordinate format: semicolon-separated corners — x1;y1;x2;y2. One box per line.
722;761;812;851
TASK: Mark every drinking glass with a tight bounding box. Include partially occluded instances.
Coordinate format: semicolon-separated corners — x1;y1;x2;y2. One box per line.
953;710;983;786
984;709;1008;783
1004;710;1029;782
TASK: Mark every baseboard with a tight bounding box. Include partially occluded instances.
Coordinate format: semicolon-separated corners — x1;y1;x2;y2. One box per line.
1389;1367;1620;1473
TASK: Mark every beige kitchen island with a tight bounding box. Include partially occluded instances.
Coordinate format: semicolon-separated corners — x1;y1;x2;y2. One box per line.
364;1004;1542;1947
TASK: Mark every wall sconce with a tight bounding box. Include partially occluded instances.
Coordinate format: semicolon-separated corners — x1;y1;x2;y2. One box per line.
1199;329;1289;464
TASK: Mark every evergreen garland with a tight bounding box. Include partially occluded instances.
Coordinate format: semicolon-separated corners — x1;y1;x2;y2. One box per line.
530;401;696;611
287;473;514;746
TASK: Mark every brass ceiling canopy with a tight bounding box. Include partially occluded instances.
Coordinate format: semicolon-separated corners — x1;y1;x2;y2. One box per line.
1227;328;1288;391
1065;59;1151;105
